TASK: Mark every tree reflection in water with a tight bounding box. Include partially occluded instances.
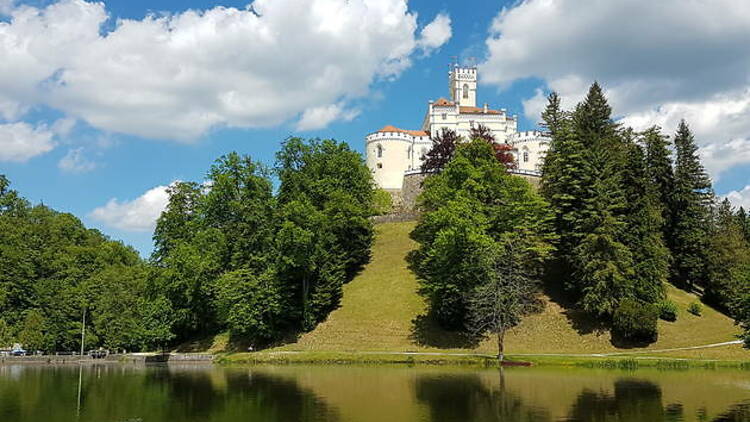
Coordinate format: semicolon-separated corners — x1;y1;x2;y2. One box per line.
414;370;551;422
565;379;676;421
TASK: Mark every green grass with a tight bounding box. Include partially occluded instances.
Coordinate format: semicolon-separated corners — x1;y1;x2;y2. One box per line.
218;221;749;364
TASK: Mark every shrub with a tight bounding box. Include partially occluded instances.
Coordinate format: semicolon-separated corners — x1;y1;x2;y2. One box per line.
372;188;393;215
657;300;678;322
613;299;658;343
688;301;702;316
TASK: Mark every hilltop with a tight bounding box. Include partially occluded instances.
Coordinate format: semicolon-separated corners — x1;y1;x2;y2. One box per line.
212;221;748;362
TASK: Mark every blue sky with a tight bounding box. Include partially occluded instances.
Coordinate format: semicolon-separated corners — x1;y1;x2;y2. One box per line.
2;0;750;256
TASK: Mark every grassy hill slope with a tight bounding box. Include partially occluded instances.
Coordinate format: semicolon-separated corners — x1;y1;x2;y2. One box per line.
256;222;746;360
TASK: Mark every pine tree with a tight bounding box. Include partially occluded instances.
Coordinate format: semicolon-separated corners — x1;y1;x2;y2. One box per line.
540;95;587;260
705;199;750;313
737;207;750;244
671;120;713;289
642;127;675;242
568;83;632;314
540;91;565;137
620;138;669;304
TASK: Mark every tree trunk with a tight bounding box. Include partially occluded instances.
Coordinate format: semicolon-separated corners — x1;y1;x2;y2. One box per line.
497;329;505;363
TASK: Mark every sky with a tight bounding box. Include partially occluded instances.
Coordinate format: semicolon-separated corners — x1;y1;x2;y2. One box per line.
2;0;750;257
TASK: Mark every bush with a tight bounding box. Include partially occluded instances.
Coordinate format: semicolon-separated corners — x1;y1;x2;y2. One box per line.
657;300;678;322
613;299;658;343
372;188;393;215
688;301;702;316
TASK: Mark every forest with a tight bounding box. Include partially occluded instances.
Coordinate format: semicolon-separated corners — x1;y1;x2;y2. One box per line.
1;84;750;356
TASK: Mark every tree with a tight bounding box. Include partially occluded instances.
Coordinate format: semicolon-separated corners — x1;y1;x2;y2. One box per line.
705;199;750;313
642;127;675;241
412;139;554;329
468;124;516;170
620;139;669;304
0;319;13;346
275;138;374;330
671;120;713;289
18;310;47;351
539;96;587;262
214;269;282;341
89;265;148;351
540;91;565;137
140;296;176;352
421;128;462;174
466;233;548;361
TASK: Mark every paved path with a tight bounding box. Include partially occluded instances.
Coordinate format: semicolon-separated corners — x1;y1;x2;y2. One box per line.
268;340;743;359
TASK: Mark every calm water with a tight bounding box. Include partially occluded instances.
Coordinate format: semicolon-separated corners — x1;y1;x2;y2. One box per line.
0;364;749;422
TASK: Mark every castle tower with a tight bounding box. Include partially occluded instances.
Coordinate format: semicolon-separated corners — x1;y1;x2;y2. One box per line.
448;65;477;107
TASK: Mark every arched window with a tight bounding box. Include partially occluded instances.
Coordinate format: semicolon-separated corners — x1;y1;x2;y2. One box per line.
407;146;412;159
462;83;469;99
523;151;529;163
377;144;383;158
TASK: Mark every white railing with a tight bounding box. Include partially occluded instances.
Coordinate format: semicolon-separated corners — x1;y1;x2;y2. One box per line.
510;168;541;177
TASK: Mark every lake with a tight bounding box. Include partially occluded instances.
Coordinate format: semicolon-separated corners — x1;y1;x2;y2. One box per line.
0;363;748;421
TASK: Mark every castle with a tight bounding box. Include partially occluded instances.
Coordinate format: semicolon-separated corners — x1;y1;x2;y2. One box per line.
365;65;549;193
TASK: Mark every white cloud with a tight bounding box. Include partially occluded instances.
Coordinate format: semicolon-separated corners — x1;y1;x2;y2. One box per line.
725;185;750;211
58;147;96;173
480;0;750;179
417;12;451;54
296;103;360;131
0;121;55;162
89;184;171;232
0;0;451;141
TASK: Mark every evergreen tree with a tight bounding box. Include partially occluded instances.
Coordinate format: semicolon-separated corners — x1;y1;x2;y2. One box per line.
620;139;669;304
540;101;587;261
642;127;675;242
569;83;632;315
705;199;750;313
540;91;565;137
737;207;750;244
671;120;713;289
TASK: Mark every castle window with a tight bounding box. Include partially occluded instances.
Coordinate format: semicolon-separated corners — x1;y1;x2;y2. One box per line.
407;146;412;159
441;113;447;120
377;144;383;158
463;83;469;99
523;151;529;163
377;163;382;169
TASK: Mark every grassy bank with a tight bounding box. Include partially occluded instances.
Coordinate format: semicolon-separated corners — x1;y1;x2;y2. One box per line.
212;221;749;365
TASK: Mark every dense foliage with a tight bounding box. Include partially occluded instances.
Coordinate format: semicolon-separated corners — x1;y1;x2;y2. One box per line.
0;175;151;352
540;84;750;343
612;299;658;343
0;137;376;351
411;138;554;357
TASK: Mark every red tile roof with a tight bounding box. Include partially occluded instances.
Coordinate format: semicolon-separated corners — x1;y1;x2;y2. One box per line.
459;106;502;115
432;98;455;106
376;125;428;137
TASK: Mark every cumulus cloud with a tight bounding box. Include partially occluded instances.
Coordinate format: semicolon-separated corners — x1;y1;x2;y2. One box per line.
296;103;360;131
0;0;451;141
726;185;750;210
58;147;96;173
89;184;171;232
480;0;750;178
0;121;56;162
417;12;451;54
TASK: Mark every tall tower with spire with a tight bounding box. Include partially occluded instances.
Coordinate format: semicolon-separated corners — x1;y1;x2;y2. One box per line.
448;65;477;107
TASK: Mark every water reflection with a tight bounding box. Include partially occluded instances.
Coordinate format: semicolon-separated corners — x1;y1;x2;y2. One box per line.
565;379;678;421
0;364;749;422
415;370;550;422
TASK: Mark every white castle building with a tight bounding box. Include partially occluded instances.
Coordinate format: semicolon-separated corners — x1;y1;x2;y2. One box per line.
365;65;549;191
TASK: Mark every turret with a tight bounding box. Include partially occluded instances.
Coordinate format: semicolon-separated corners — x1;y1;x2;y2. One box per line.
448;65;477;107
